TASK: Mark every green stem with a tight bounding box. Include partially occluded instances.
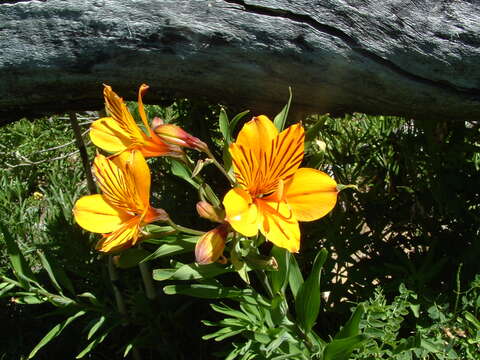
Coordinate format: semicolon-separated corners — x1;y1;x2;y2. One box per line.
107;256;127;319
254;269;274;299
138;261;156;300
453;262;463;315
167;218;204;236
205;148;235;185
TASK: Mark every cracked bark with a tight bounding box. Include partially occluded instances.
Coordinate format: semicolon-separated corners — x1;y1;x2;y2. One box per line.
1;0;480;124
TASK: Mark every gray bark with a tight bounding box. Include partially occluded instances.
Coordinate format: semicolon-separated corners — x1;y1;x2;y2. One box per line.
1;0;480;124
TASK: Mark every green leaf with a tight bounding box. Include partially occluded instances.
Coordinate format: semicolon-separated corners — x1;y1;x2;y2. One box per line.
229;110;250;138
76;328;111;358
273;87;292;131
153;263;232;281
294;248;328;333
0;282;16;297
288;254;303;300
29;310;86;358
219;108;231;143
141;236;198;262
15;295;45;304
170;159;199;189
464;311;480;329
37;250;75;295
114;248;151;269
1;223;37;288
269;246;289;295
323;335;368;360
87;315;106;340
163;284;269;305
335;304;365;339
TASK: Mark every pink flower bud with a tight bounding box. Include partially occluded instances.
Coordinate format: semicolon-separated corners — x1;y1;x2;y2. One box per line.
196;201;225;223
153;123;208;152
195;225;228;265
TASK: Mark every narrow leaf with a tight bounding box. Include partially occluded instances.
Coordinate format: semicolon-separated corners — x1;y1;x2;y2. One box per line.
288;254;303;299
141;236;198;262
229;110;250;138
170;159;199;189
269;246;289;295
323;335;368;360
153;263;232;281
294;248;328;333
1;223;37;288
335;304;365;339
29;310;86;358
273;87;292;131
87;315;106;340
219;108;231;143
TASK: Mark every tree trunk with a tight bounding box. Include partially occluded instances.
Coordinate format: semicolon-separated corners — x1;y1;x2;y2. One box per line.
1;0;479;124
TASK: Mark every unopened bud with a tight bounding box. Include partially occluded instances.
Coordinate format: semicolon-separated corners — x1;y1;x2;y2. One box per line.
153;123;208;152
195;225;228;265
196;201;225;223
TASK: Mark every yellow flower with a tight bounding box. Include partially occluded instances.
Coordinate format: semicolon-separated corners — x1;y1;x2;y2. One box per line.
90;84;182;157
195;225;228;265
73;150;167;252
223;115;338;253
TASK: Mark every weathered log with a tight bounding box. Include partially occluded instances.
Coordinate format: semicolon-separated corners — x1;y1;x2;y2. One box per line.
1;0;480;124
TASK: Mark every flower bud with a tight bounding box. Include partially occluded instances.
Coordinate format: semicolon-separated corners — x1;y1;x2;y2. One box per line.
153;123;208;152
195;225;228;265
196;201;225;223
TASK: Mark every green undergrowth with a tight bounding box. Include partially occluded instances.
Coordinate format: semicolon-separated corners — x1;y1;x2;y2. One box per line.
0;103;479;359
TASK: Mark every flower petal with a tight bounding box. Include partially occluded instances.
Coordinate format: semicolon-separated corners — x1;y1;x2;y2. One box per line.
223;188;258;237
103;85;144;140
122;150;151;209
285;168;338;222
73;194;131;233
90;117;134;154
93;153;142;213
235;115;278;152
229;120;304;196
257;199;300;253
137;84;151;136
264;123;305;188
95;217;141;252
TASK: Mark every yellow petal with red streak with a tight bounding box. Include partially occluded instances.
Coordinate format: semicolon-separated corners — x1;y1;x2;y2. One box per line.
73;194;131;234
103;85;144;139
121;150;151;209
285;168;338;222
235;115;278;154
93;153;142;213
265;123;305;185
223;188;259;237
95;217;141;253
257;199;300;253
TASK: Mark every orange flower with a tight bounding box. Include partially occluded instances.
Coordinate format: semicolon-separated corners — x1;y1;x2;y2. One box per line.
195;225;229;264
223;116;338;252
90;84;182;157
73;150;168;252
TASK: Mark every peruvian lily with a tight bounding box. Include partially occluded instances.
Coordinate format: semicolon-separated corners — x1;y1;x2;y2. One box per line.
223;115;338;253
90;84;182;157
73;150;168;252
